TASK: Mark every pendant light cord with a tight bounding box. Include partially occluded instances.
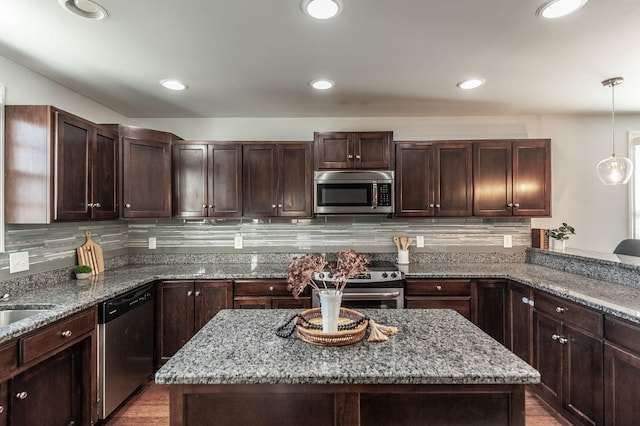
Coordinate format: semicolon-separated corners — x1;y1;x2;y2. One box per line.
611;81;616;157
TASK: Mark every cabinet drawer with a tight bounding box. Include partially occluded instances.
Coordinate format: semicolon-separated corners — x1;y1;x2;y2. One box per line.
406;280;471;296
234;280;308;297
405;297;471;319
0;341;17;380
534;292;602;335
20;308;95;365
604;315;640;355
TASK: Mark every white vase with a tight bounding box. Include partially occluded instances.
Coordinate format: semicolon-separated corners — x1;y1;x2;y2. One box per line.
550;239;566;251
319;289;342;333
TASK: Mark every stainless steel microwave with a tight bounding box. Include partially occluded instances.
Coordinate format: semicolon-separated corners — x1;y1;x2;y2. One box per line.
314;170;394;214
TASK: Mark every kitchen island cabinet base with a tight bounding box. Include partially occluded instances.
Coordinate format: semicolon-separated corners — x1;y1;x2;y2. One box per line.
168;383;525;426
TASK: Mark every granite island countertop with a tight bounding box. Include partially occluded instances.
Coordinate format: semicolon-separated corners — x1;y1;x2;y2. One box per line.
155;308;540;386
2;258;640;345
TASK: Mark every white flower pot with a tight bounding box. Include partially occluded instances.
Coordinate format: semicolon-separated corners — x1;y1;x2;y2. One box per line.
76;272;91;280
319;289;342;333
550;239;566;251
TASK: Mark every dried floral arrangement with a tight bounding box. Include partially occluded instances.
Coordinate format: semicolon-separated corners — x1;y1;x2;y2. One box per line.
286;249;370;298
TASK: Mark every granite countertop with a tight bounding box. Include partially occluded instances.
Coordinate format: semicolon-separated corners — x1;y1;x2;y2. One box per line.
155;308;540;386
1;259;640;345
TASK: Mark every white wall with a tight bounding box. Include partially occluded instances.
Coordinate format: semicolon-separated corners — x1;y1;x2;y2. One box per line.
0;56;126;123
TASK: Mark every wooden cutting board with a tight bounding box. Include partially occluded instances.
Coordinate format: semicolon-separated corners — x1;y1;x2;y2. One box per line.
76;230;104;275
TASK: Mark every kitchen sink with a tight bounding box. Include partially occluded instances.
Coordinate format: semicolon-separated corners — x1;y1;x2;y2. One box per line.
0;308;52;327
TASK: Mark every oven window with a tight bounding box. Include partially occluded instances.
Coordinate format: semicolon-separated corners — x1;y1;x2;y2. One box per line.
316;183;372;206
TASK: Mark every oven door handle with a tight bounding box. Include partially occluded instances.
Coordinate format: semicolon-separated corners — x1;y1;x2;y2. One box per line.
341;291;401;301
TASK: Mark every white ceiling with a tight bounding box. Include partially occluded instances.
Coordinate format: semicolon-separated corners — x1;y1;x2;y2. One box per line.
1;0;640;118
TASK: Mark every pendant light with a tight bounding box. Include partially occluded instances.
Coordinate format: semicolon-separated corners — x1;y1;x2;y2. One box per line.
596;77;634;185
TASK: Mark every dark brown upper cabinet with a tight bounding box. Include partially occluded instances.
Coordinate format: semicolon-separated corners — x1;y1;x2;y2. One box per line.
395;141;473;217
314;131;392;170
473;139;551;217
116;125;180;219
243;142;312;218
5;106;118;223
172;142;242;218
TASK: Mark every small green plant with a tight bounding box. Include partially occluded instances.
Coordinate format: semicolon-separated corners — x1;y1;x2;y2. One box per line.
547;223;576;241
74;265;92;274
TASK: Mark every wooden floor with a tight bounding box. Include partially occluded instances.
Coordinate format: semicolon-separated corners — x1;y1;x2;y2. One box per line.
102;378;573;425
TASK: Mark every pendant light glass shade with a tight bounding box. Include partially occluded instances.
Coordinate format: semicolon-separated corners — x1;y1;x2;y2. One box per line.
596;77;634;185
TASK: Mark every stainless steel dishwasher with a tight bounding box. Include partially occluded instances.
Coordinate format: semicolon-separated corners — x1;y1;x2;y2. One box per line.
98;283;154;420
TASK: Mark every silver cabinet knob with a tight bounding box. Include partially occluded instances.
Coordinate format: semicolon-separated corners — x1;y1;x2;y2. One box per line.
555;306;566;313
436;285;442;291
278;204;283;208
552;334;560;341
269;286;274;292
61;330;72;338
559;337;568;344
435;204;440;209
429;203;435;208
507;203;514;207
209;205;213;209
15;391;28;400
203;204;207;209
514;203;520;208
195;291;201;297
521;296;529;304
272;204;276;209
0;405;4;414
355;155;361;159
187;290;193;296
87;203;94;208
347;154;353;159
125;203;131;208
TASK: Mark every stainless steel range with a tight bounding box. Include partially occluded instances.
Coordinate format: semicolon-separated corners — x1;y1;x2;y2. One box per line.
311;260;404;309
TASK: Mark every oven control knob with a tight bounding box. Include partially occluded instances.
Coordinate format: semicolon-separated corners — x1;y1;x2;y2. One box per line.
390;273;397;278
381;272;388;278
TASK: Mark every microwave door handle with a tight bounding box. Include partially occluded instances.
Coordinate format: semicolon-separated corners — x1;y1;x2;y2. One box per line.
372;183;378;209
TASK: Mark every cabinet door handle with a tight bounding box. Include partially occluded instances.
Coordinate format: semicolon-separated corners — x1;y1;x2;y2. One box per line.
0;405;4;413
513;203;520;208
278;204;283;208
435;204;440;209
203;204;207;209
269;286;274;292
187;290;193;296
507;203;514;208
521;296;529;304
88;203;94;208
555;306;566;313
559;337;568;344
429;203;435;208
551;334;560;341
125;203;132;208
436;285;443;291
355;155;361;159
347;154;353;159
272;204;276;209
195;291;201;297
61;330;72;338
15;391;28;400
209;205;214;209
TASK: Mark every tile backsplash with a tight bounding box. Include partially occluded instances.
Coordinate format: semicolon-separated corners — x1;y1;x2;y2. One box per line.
0;216;531;280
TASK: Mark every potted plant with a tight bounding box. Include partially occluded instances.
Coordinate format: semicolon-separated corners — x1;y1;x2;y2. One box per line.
74;265;92;280
286;250;369;333
547;223;575;250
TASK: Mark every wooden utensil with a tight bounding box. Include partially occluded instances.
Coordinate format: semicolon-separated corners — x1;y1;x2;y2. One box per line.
400;236;408;250
76;230;104;275
393;235;401;250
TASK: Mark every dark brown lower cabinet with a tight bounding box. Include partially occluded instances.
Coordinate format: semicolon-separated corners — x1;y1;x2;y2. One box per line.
533;307;603;425
604;343;640;426
474;279;507;345
405;279;473;319
10;344;85;425
0;381;7;426
156;280;233;366
233;280;310;309
506;282;532;363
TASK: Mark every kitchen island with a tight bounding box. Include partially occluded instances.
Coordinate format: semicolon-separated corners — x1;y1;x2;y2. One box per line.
155;309;539;426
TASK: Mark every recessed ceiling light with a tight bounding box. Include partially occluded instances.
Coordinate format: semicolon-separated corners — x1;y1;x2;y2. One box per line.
160;79;188;91
58;0;109;20
301;0;343;20
536;0;588;19
457;78;485;90
310;79;335;90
